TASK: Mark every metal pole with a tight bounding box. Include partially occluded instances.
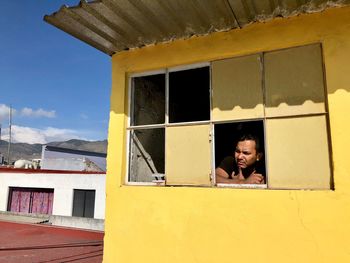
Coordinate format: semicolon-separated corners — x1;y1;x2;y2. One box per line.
0;123;2;165
7;106;12;165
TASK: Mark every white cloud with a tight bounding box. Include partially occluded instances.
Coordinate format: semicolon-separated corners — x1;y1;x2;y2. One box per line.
0;104;16;122
20;107;56;118
1;125;83;144
0;104;55;121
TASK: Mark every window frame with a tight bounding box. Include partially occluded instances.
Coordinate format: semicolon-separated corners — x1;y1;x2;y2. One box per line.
211;118;268;189
72;189;96;218
125;43;333;190
126;63;211;186
7;187;54;214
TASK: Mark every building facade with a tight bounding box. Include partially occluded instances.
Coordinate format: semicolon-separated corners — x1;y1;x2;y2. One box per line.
45;3;350;262
105;7;350;263
0;168;105;220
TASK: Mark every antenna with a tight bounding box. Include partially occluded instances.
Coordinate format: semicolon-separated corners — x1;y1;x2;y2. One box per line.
7;106;12;165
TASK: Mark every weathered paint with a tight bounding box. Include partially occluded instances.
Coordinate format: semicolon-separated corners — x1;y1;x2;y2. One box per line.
104;6;350;263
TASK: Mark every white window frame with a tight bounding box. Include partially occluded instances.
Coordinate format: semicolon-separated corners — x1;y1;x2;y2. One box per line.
125;43;332;190
126;63;211;186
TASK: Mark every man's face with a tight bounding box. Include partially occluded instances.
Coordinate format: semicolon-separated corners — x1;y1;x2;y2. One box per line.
234;140;258;169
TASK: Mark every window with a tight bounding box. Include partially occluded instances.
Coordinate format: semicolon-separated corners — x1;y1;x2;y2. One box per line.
72;189;95;218
169;67;210;123
127;44;332;190
263;44;331;189
214;121;265;177
7;187;54;215
128;65;211;186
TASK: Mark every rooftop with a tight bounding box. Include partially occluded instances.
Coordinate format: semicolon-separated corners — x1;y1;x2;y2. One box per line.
0;220;103;263
44;0;350;56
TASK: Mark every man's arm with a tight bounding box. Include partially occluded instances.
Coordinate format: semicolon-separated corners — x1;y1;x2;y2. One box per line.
243;172;265;184
215;167;244;184
216;167;264;184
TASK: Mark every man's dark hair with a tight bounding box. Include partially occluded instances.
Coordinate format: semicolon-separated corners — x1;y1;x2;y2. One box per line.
237;134;261;152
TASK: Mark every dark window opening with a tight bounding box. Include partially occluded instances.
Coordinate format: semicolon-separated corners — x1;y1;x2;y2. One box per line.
129;128;165;182
131;74;165;126
214;120;266;179
169;67;210;123
72;189;95;218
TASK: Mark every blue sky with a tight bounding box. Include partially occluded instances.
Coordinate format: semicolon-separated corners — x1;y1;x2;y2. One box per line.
0;1;111;144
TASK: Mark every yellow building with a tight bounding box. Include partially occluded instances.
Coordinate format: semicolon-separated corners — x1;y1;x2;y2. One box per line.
46;1;350;262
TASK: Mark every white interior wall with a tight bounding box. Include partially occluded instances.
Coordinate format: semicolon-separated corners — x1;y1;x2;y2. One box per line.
0;171;106;219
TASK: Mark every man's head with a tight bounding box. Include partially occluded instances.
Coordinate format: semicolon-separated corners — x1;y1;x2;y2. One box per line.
234;134;263;169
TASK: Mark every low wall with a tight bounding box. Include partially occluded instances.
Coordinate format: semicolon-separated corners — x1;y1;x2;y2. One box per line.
49;215;104;231
0;211;104;231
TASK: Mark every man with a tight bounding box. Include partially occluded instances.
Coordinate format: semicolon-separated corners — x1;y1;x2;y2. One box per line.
215;134;265;184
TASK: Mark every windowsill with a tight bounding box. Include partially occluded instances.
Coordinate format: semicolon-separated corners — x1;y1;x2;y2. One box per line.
124;182;267;189
125;181;165;186
216;183;267;189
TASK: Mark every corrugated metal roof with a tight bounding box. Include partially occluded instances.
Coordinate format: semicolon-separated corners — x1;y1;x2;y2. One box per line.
44;0;350;56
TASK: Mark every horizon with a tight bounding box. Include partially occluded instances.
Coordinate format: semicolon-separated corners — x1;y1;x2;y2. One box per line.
0;137;108;146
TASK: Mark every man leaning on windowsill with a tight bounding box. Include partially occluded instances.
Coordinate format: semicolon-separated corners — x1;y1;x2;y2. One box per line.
215;134;265;184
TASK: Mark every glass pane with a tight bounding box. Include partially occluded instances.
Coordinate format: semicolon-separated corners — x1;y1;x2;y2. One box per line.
169;67;210;123
264;44;326;117
131;74;165;126
84;190;95;218
212;54;264;121
129;128;165;182
266;116;331;189
166;124;211;186
72;190;85;217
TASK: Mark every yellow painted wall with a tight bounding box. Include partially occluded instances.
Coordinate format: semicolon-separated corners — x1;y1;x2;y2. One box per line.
104;6;350;263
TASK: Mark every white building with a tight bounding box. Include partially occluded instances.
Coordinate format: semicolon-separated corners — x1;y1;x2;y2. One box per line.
0;167;105;230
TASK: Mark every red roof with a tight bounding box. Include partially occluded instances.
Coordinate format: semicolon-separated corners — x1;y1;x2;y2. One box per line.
0;221;104;262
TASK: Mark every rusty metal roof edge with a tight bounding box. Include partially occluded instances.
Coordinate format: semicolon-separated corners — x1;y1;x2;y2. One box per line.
44;0;350;57
114;2;350;56
44;18;115;56
43;9;115;56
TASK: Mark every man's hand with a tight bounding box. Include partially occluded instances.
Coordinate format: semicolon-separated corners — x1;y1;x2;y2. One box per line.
216;167;265;184
243;172;264;184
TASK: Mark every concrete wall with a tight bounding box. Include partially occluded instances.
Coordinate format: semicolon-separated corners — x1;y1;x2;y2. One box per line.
0;170;105;219
49;215;104;231
104;6;350;263
0;211;104;231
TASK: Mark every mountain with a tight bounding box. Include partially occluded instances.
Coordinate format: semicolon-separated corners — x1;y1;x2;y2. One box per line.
0;139;107;164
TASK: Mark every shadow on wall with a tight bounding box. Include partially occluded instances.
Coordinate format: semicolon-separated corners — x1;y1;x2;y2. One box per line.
212;44;328;112
110;38;350;117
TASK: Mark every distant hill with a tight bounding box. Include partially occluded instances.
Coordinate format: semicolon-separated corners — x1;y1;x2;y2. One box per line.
0;139;107;164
